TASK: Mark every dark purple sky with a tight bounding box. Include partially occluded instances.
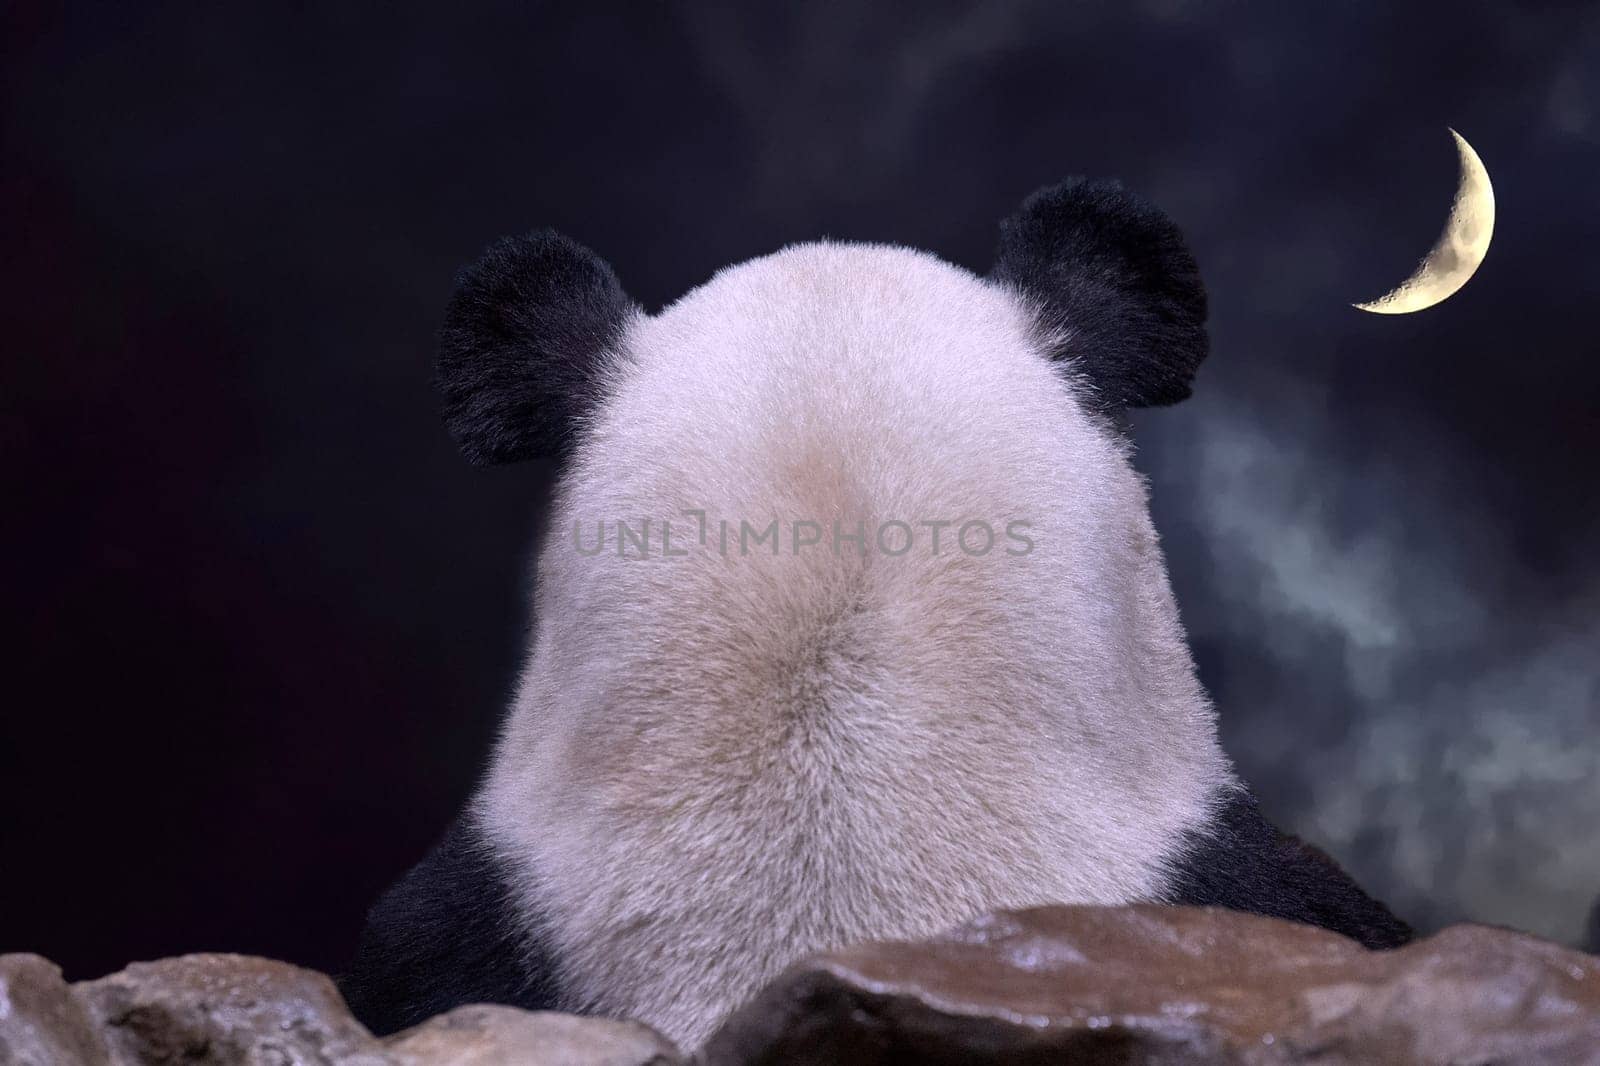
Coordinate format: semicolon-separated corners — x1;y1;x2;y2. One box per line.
4;1;1597;976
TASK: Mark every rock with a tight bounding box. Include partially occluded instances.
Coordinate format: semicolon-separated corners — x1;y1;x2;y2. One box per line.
73;953;389;1065
385;1004;679;1065
0;954;112;1066
699;904;1600;1066
13;907;1599;1064
4;953;681;1066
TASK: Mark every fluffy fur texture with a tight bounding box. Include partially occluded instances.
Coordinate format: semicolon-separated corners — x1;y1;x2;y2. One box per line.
437;230;637;464
344;181;1411;1051
990;177;1208;409
479;242;1233;1047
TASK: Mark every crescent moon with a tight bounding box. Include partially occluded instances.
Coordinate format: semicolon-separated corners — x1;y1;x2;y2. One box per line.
1354;129;1495;314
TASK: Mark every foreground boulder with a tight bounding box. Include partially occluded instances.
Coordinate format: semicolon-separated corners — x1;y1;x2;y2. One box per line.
75;954;386;1065
386;1005;678;1066
0;954;112;1066
700;904;1600;1065
6;906;1599;1063
0;952;679;1065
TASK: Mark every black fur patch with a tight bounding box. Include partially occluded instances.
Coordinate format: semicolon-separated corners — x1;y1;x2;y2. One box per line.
437;230;634;465
338;814;562;1035
1166;788;1414;950
989;177;1208;409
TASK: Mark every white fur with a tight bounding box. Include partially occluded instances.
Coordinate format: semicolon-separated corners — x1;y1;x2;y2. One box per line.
479;243;1234;1049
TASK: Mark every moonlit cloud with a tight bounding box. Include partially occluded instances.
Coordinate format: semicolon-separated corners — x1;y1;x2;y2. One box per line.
1142;380;1600;943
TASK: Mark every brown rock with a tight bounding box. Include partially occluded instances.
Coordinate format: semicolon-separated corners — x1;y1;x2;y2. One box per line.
0;954;112;1066
74;953;389;1065
385;1004;679;1065
699;904;1600;1065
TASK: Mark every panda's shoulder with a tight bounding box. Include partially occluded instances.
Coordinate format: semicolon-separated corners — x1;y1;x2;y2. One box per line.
338;814;563;1035
1165;788;1413;950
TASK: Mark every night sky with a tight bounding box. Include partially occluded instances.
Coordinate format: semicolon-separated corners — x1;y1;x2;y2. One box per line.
4;2;1598;979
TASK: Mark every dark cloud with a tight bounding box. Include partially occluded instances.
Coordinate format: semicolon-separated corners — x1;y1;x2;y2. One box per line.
3;1;1596;975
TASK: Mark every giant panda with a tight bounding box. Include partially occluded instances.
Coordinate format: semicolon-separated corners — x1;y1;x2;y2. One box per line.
340;178;1410;1049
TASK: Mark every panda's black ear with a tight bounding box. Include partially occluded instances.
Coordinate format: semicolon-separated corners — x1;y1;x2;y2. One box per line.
989;177;1208;409
437;230;636;465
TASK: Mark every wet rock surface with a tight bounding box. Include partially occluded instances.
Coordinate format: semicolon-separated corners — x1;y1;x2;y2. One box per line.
5;905;1598;1064
700;904;1600;1065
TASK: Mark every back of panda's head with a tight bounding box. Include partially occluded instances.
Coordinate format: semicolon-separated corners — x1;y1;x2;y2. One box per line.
441;184;1228;1049
433;178;1222;805
435;176;1208;467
